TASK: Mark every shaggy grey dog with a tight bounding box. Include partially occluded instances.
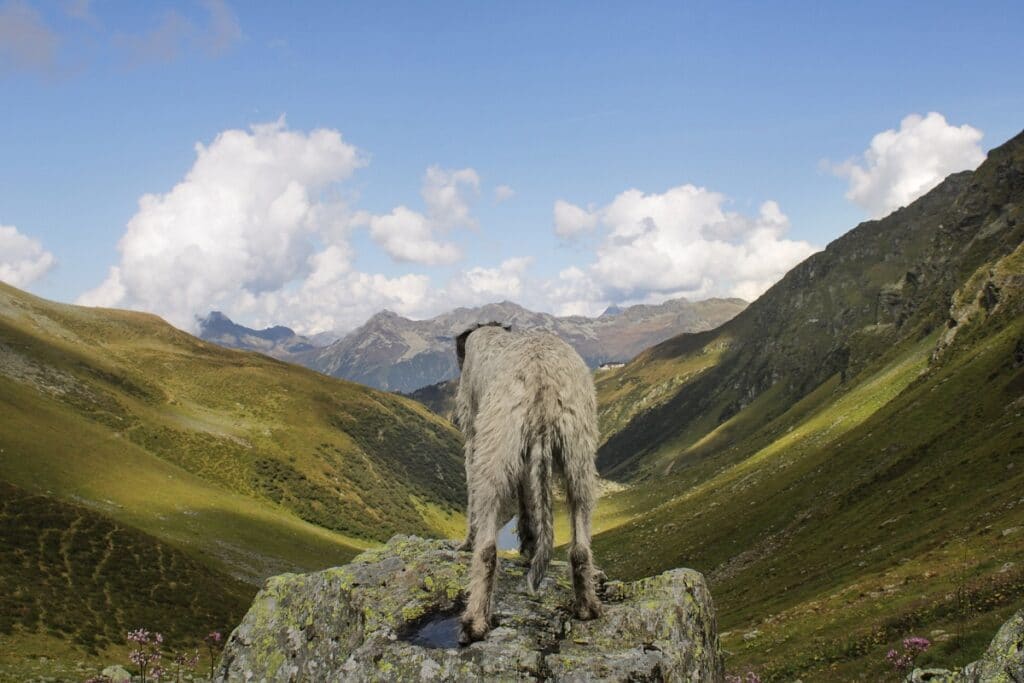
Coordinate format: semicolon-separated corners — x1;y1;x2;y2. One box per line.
454;322;602;644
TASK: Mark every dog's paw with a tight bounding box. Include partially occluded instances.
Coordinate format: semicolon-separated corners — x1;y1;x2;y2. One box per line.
573;599;603;621
458;615;489;645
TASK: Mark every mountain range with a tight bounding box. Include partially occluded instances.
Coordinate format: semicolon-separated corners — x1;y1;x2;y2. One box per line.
200;297;748;393
196;310;337;359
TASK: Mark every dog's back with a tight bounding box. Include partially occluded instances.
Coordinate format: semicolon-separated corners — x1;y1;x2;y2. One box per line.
460;328;597;587
465;329;595;435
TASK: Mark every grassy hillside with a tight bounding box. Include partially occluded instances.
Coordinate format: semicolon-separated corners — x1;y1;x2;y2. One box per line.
0;284;466;677
590;131;1024;679
0;481;250;672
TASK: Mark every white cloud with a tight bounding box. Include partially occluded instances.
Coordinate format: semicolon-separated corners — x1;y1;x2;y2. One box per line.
449;256;532;303
421;165;479;228
78;119;367;329
74;118;819;337
0;224;56;287
365;206;461;266
251;269;433;335
553;199;598;238
363;165;479;266
75;121;486;334
494;184;515;203
0;0;59;75
560;185;817;307
831;112;985;218
543;266;607;317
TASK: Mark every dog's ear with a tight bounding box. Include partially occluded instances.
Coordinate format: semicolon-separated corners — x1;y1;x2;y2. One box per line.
455;326;478;370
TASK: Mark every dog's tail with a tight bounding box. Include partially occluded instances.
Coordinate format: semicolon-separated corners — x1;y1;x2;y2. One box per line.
526;432;554;593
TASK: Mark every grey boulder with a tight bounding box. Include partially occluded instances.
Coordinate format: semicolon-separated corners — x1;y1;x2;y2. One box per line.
215;535;723;681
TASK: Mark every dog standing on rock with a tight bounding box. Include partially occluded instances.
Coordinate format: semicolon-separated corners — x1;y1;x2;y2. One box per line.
454;322;603;644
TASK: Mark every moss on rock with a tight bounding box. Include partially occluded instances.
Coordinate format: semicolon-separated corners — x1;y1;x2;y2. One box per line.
215;535;723;681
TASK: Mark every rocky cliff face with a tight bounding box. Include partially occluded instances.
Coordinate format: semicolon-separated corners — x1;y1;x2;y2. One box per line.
215;536;723;682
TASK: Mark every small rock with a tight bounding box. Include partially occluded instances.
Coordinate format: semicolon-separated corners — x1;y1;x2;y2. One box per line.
101;666;132;683
999;561;1015;573
1002;526;1020;537
743;629;761;641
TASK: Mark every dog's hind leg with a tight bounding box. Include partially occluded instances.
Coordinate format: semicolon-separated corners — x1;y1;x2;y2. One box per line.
516;479;536;562
459;497;499;644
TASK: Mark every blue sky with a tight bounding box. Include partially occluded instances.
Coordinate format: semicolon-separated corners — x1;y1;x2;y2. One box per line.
1;1;1022;332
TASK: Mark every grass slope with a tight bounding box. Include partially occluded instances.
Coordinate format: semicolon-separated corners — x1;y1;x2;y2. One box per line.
0;284;466;677
589;132;1024;679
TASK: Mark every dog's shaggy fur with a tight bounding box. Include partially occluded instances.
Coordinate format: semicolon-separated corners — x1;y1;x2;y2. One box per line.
454;323;602;644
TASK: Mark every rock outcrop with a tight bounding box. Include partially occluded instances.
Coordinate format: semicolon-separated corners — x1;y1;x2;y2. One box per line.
908;609;1024;682
215;536;723;681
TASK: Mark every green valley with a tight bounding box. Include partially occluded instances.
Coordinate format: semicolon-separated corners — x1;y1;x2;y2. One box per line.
588;130;1024;680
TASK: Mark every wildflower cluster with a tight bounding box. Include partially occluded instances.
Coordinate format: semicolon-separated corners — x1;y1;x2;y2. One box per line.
118;627;209;682
171;649;201;682
127;628;164;682
886;636;931;674
205;630;225;680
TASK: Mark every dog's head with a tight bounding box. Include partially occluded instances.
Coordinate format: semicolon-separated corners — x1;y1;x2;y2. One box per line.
455;321;511;369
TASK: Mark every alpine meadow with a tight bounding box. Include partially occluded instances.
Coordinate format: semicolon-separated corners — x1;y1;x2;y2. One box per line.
0;283;465;679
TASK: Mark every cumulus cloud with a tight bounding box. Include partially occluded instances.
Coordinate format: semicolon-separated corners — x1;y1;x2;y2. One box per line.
78;119;369;329
75;116;820;336
0;0;59;75
364;206;461;266
244;268;433;336
554;185;818;308
448;256;532;304
542;266;606;317
76;120;486;333
0;224;56;287
494;184;515;203
553;199;598;239
831;112;985;218
362;165;479;266
421;165;479;228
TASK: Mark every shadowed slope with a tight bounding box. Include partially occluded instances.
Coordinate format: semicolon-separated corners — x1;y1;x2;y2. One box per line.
591;129;1024;679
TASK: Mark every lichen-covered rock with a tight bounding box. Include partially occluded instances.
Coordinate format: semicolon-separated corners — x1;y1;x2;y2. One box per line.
100;665;132;683
907;609;1024;683
215;535;723;682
